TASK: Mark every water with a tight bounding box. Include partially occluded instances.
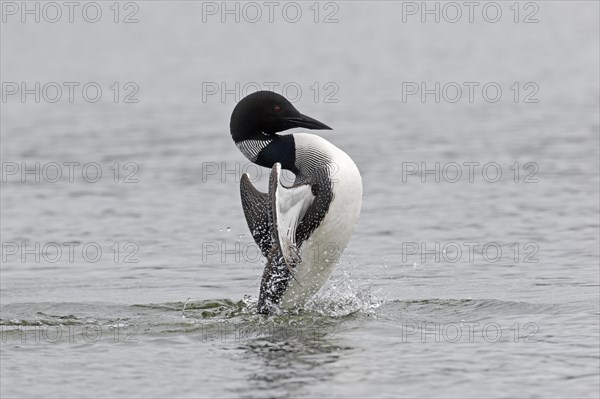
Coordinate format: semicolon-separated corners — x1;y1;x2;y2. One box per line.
1;1;599;398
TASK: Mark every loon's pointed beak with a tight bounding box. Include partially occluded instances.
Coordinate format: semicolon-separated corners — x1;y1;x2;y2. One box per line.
285;114;332;131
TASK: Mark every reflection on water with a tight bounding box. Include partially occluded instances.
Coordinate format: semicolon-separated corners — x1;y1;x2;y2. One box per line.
232;316;352;397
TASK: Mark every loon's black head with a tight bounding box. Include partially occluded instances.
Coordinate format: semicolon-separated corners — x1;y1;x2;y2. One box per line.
230;90;332;143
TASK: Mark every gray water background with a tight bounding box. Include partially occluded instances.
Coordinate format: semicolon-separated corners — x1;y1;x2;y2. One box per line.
1;1;599;398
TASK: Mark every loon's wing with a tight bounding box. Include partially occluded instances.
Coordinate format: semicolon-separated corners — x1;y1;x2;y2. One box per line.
268;163;315;269
240;173;272;257
241;163;315;314
240;164;315;263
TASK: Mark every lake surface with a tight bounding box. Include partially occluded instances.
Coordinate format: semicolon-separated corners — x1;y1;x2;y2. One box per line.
1;1;599;398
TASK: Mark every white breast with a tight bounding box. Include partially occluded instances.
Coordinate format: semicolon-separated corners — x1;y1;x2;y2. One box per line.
281;133;363;308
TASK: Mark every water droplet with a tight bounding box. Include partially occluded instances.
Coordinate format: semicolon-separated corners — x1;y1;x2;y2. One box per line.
226;227;231;232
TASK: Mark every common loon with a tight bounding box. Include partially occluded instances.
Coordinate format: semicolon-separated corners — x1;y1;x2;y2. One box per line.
230;90;362;314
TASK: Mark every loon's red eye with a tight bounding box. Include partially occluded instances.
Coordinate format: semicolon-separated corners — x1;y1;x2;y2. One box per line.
274;106;281;112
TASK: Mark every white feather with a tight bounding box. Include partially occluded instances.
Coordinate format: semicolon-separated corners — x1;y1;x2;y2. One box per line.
279;133;363;308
